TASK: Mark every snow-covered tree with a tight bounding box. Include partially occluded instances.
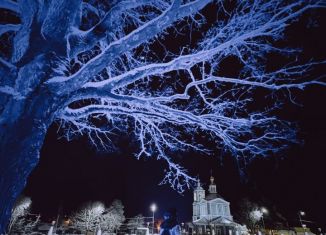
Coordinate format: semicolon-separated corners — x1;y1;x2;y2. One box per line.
7;196;31;233
101;200;125;233
126;214;145;233
250;209;263;223
6;196;40;234
9;213;40;235
236;198;261;232
0;0;325;232
71;201;105;233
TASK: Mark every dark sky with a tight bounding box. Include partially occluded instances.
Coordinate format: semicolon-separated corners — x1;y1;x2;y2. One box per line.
22;3;326;232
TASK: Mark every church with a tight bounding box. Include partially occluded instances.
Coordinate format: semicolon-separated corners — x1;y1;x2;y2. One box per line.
186;176;246;235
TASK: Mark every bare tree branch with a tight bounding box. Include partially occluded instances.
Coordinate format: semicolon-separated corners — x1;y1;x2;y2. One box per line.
0;0;19;13
47;0;212;94
41;0;82;43
0;24;20;37
68;0;157;57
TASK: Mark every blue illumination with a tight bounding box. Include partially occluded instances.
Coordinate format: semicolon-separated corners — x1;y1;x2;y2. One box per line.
0;0;325;232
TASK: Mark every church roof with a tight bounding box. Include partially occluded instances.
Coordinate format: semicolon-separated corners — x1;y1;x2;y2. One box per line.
205;192;223;201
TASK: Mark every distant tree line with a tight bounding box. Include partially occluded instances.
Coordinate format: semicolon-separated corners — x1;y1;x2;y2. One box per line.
6;196;147;235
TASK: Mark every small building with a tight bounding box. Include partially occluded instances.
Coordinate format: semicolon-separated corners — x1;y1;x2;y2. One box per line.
186;176;245;235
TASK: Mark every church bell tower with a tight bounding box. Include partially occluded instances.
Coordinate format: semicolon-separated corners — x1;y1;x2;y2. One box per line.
193;179;205;202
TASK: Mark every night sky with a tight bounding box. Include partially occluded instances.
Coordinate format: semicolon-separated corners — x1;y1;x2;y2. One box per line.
24;86;326;228
20;3;326;232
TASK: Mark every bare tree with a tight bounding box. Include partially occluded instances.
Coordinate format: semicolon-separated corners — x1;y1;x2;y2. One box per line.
0;0;325;232
9;213;40;235
71;201;105;234
101;200;125;233
236;198;260;232
7;196;31;233
249;209;263;229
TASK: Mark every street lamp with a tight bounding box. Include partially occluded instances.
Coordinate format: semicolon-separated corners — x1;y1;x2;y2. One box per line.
298;211;305;227
150;203;157;235
261;207;268;214
260;207;268;233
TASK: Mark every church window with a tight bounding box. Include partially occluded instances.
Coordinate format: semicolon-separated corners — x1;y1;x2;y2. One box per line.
212;204;217;214
224;205;227;215
218;204;222;215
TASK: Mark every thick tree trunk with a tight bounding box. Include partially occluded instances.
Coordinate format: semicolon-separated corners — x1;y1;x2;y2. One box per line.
0;127;45;233
0;46;64;233
0;112;50;233
0;90;58;233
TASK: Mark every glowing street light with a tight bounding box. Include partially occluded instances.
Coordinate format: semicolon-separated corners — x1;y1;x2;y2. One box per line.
151;203;157;213
298;211;305;227
261;207;268;215
260;207;268;232
150;203;157;235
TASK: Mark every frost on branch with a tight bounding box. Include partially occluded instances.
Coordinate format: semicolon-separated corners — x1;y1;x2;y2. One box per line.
50;0;326;192
2;0;325;194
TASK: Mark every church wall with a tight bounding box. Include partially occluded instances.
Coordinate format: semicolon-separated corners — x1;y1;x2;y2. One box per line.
193;200;233;221
200;203;207;216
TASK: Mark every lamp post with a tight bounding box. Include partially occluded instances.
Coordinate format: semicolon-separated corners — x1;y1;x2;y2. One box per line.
298;211;305;227
261;207;268;233
150;204;157;235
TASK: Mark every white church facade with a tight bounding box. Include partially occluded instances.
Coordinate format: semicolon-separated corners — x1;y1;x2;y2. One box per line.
186;176;246;235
